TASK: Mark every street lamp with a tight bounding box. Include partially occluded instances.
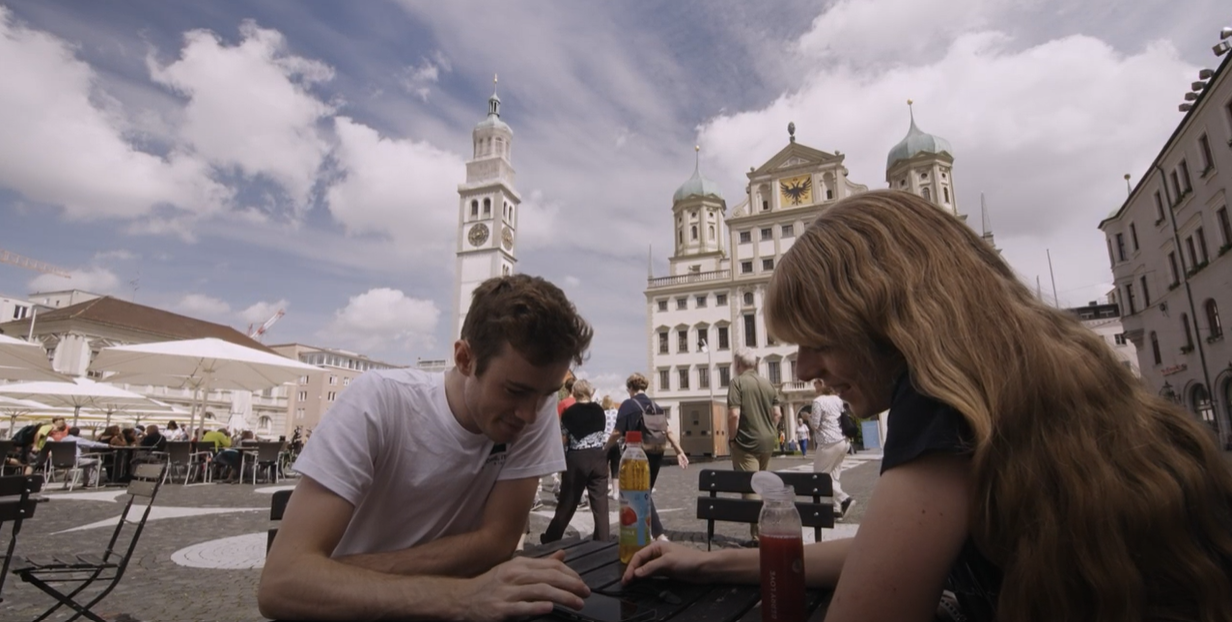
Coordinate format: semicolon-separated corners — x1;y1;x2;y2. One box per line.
1161;381;1179;404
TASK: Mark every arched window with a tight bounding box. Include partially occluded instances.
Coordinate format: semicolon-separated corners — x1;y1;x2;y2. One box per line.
496;137;504;155
678;230;683;245
922;187;932;201
483;198;491;215
258;416;272;431
1192;384;1215;428
470;200;479;217
691;225;698;240
1182;313;1194;349
709;225;715;240
1150;331;1161;365
943;187;951;203
743;292;754;306
1205;299;1222;338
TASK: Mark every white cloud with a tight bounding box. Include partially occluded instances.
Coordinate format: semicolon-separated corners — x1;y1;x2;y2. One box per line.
148;20;334;211
323;288;440;352
796;0;998;65
239;299;288;326
325;117;464;255
29;267;120;295
175;293;231;318
0;7;230;220
401;50;451;102
700;8;1196;308
92;249;138;262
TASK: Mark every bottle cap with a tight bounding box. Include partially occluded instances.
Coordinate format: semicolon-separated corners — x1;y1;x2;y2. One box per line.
751;471;788;496
625;431;642;443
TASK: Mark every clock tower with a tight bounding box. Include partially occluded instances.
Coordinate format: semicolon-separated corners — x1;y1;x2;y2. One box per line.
452;76;520;341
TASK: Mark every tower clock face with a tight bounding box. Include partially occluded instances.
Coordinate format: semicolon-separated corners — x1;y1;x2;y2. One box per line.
501;226;514;251
779;174;813;206
467;223;490;247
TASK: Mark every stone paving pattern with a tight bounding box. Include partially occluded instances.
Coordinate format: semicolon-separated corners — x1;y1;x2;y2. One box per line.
1;452;881;621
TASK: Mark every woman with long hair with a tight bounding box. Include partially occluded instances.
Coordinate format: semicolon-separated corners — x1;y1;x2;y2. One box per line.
623;190;1232;622
541;379;610;543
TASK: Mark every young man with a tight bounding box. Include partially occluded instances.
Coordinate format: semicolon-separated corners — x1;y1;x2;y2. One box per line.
258;275;594;621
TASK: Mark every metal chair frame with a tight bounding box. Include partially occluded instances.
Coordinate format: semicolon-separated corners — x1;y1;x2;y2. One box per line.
0;474;43;603
250;441;285;485
42;441;97;491
14;463;167;622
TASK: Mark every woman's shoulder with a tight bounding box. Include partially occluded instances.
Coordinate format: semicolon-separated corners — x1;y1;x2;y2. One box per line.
882;375;973;473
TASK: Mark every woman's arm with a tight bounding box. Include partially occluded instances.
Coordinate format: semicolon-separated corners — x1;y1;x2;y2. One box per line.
822;453;971;622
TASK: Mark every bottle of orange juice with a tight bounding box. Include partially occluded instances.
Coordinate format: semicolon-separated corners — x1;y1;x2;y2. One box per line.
618;430;651;563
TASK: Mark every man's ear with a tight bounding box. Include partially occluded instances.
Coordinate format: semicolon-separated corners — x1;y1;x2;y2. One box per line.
453;339;474;377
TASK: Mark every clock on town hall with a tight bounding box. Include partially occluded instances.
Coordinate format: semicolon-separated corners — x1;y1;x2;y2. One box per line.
468;223;490;247
779;174;812;206
501;226;514;251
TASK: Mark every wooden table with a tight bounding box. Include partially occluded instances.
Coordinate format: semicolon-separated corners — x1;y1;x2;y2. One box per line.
523;538;833;622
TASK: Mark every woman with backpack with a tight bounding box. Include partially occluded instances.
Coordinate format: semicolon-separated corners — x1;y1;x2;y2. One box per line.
603;372;687;542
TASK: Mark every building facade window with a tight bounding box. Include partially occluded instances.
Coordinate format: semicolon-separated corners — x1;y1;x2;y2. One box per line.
923;187;932;201
1186;236;1198;268
678;329;689;352
741;261;753;274
1179;160;1192;193
1169;252;1180;285
743;292;754;305
760;228;772;241
1125;283;1136;314
1182;313;1194;350
1171;170;1183;200
1129;223;1139;251
471;200;479;217
1140;275;1150;306
767;360;781;385
483;198;491;214
659;369;671;391
739;231;752;244
717;326;730;350
698;365;710;389
781;224;794;237
1150;331;1161;365
298;391;307;401
1206;299;1222;339
1199;134;1215;172
329;376;337;385
696;295;707;308
1217;207;1232;246
762;258;774;271
716;293;728;306
943;187;951;203
743;313;757;347
677;297;687;310
658;300;668;312
697;326;709;350
1115;233;1126;261
658;331;669;354
718;364;731;388
1154;192;1164;222
1197;227;1209;263
691;225;698;240
678;368;690;390
328;391;337;401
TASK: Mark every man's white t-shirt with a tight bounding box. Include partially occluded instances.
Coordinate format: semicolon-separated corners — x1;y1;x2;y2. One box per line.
294;368;566;557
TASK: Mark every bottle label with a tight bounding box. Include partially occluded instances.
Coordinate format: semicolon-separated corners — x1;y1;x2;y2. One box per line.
619;490;652;548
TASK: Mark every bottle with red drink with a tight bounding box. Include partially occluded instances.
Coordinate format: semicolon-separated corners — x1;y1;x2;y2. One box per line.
752;472;805;622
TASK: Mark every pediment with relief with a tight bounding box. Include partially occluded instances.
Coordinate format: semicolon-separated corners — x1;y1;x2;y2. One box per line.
750;142;839;179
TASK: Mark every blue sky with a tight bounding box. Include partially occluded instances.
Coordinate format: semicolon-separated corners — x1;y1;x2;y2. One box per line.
0;0;1225;392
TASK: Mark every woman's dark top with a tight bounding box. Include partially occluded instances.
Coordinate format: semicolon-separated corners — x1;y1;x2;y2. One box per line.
560;402;607;450
881;374;999;622
614;393;664;455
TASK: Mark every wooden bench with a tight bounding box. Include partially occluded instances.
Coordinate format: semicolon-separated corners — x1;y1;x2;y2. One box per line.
696;469;834;550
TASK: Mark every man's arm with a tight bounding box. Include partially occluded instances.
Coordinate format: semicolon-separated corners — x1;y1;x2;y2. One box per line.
258;476;587;621
727;407;741;446
772;405;782;427
336;477;538;577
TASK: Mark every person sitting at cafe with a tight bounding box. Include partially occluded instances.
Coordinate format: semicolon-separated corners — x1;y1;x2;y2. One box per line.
98;425;126;447
620;191;1232;622
139;424;166;451
164;420;186;441
213;430;252;483
24;416;68;475
62;426;110;487
258;274;595;621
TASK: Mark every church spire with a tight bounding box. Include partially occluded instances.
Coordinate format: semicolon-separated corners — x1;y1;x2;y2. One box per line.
487;74;501;117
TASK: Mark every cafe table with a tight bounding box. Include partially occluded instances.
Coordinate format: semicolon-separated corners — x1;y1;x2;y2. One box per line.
520;537;834;622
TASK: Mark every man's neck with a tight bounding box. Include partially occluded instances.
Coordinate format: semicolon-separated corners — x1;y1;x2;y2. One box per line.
443;367;480;434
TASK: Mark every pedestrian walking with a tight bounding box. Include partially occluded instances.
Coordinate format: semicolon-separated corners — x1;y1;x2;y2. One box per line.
726;348;781;542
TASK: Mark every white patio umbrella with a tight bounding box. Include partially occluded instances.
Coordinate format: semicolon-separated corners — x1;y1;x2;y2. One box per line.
0;334;67;382
0;378;161;426
89;337;321;440
0;395;56;436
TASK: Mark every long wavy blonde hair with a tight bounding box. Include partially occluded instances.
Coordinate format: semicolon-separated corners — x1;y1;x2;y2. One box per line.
766;190;1232;622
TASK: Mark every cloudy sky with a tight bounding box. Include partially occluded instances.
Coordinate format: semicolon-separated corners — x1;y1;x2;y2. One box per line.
0;0;1225;391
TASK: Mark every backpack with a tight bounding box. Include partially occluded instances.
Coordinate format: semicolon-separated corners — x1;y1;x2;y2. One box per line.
838;405;859;439
633;396;670;453
12;423;39;447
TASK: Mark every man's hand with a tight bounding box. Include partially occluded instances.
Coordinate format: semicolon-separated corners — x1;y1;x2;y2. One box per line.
675;453;689;469
453;551;590;621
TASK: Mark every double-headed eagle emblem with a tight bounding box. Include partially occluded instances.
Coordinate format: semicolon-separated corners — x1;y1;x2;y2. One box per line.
780;177;812;205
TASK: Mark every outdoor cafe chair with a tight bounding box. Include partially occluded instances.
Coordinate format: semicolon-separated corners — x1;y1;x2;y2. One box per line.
0;474;43;604
0;440;19;475
250;441;285;485
43;441;97;491
157;441;212;485
12;463;167;622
